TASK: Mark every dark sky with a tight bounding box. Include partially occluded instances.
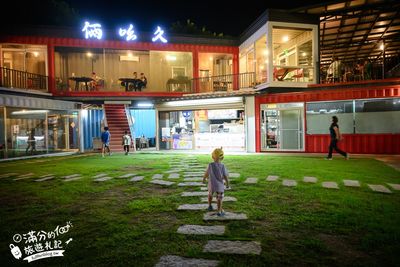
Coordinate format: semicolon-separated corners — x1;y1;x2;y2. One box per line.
4;0;326;36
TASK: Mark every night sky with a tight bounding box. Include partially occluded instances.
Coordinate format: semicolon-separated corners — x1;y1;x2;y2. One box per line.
3;0;325;36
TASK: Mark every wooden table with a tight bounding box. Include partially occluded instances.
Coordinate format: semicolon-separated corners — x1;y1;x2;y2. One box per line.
68;77;93;91
119;78;141;91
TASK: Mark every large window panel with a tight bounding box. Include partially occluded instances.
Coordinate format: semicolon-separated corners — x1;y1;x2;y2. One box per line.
306;101;354;134
355;98;400;133
255;35;267;84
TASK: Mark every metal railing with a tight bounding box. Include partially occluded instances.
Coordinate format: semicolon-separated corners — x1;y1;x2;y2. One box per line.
191;72;255;93
0;67;48;92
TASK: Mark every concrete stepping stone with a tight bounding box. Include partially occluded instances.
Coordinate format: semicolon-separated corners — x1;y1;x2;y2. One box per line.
244;177;258;184
182;191;209;197
177;225;225;235
178;182;204;187
184;173;203;177
150;180;175;186
165;169;183;173
387;183;400;190
129;176;144;182
282;179;297;187
63;174;81;179
203;211;247;221
266;175;279;181
93;173;108;179
201;196;237;202
203;240;261;255
63;177;82;182
303;176;318;183
0;173;18;178
168;173;180;179
155;255;219;267
177;203;217;210
229;173;240;178
14;173;35;181
152;174;163;179
343;179;361;187
117;173;137;178
94;177;113;182
200;186;231;191
322;181;339;189
184;177;203;181
368;184;392;194
35;176;55;182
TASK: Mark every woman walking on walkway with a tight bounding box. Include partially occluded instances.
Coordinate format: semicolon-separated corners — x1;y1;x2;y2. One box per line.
326;116;349;160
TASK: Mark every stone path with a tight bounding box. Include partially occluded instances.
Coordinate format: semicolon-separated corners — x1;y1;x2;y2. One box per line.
63;177;82;182
155;255;219;267
93;173;108;179
387;183;400;190
183;177;203;182
181;191;209;197
303;176;318;183
177;204;217;211
152;174;163;179
129;176;144;182
368;184;392;194
14;173;35;181
244;177;258;184
63;174;81;179
118;173;137;178
0;173;17;178
322;181;339;189
282;179;297;187
343;179;360;187
35;175;55;182
168;173;180;179
177;225;225;235
201;196;237;202
229;173;241;178
94;177;113;182
203;240;262;255
178;182;204;187
266;175;279;181
203;212;248;221
150;180;175;186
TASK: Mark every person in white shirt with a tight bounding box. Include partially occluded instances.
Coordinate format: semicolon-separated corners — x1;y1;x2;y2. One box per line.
122;130;132;155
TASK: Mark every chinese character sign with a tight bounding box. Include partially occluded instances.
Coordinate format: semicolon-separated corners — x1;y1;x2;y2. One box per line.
152;26;168;43
82;21;103;40
119;24;137;41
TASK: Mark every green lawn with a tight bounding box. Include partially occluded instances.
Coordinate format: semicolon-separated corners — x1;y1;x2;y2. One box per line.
1;153;400;266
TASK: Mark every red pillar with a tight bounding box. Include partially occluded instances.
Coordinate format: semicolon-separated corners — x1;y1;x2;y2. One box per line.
232;52;239;90
192;49;199;93
47;44;55;94
255;96;261;152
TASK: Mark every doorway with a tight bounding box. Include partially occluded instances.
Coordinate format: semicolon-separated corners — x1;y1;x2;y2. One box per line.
261;103;304;151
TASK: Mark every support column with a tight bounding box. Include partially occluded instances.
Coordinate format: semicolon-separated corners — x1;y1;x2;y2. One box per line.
47;44;56;94
192;50;199;93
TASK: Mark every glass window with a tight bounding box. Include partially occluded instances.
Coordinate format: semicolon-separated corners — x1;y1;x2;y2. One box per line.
306;101;354;134
355;98;400;133
272;26;314;82
255;35;267;84
1;44;47;75
150;51;193;92
0;107;4;158
198;53;233;93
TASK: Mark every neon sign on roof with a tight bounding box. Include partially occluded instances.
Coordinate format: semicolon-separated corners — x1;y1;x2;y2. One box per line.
82;21;168;43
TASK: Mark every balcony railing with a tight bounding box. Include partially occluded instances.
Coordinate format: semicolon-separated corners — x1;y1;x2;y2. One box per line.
0;67;48;92
192;72;255;93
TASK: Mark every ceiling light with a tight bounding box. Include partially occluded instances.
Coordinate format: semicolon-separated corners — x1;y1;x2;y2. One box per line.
12;110;49;115
137;102;153;108
166;55;176;61
86;52;93;57
282;36;289;42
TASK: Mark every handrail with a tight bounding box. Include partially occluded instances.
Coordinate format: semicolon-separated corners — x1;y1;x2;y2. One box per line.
191;72;256;93
124;105;136;152
0;67;48;92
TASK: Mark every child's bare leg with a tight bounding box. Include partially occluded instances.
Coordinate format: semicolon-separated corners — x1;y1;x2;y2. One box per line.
208;193;213;206
217;192;223;213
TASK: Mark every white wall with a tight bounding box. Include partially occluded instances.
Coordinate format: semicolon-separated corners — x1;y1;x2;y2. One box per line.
245;96;256;152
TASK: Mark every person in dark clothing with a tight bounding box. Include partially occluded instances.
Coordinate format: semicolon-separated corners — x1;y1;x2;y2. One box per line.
326;116;349;160
26;129;36;155
101;126;111;157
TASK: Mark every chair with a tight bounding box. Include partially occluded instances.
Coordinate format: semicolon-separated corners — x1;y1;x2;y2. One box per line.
292;69;304;81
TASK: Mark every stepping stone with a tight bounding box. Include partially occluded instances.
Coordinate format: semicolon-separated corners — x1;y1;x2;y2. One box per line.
177;203;217;210
177;225;225;235
129;176;144;182
63;174;81;179
303;176;318;183
182;191;209;197
387;183;400;190
155;255;219;267
150;180;175;186
63;177;82;182
203;240;261;255
201;196;237;202
178;182;204;187
168;173;180;179
0;173;18;178
118;173;137;178
343;179;361;187
35;176;55;182
93;173;108;179
368;184;392;194
94;177;113;182
184;173;203;177
203;212;247;221
244;177;258;184
282;179;297;187
322;181;339;189
184;177;203;181
200;186;231;191
229;173;240;178
266;175;279;181
14;173;35;181
165;169;183;173
152;174;163;179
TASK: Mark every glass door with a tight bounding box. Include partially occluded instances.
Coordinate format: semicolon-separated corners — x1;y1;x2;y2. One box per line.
261;103;304;151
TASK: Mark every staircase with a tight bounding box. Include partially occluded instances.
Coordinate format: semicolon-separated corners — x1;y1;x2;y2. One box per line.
104;104;130;152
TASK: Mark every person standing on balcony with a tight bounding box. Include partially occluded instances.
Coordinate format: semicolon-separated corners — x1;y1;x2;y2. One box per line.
101;126;111;157
326;116;349;160
327;56;344;83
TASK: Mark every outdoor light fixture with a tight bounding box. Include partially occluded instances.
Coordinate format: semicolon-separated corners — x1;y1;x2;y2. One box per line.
12;110;49;115
164;97;243;107
137;102;154;108
86;52;93;58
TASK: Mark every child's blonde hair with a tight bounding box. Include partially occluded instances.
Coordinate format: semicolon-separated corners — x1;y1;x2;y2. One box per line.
212;147;224;160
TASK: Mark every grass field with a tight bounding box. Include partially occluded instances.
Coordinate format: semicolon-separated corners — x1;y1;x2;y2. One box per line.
0;153;399;266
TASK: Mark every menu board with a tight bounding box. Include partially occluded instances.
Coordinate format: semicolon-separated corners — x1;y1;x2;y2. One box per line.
207;109;238;120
